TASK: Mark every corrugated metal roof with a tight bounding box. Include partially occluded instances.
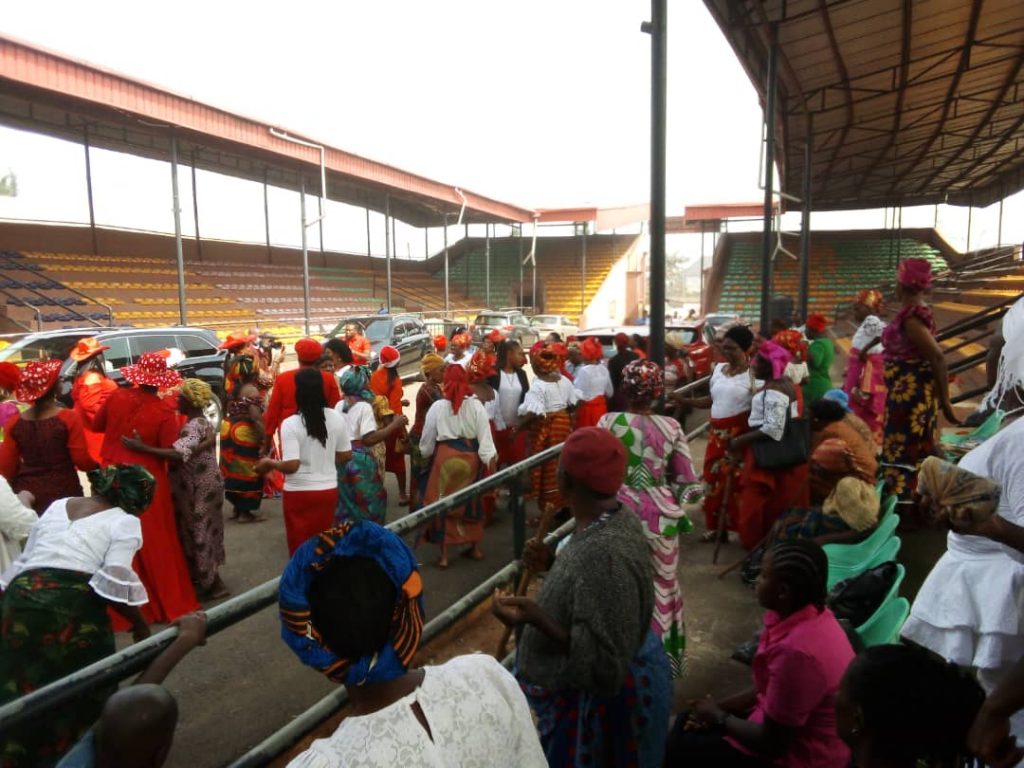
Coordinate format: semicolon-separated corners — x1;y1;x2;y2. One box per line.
703;0;1024;211
0;35;536;226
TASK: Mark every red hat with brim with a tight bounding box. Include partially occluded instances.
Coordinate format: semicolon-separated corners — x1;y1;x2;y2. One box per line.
15;359;63;403
69;337;110;363
121;352;182;389
219;332;257;350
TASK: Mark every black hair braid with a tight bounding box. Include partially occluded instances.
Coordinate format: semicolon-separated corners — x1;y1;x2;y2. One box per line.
847;644;985;767
768;540;828;609
294;367;328;447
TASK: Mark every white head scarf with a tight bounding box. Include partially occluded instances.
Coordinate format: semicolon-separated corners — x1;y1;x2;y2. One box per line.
980;297;1024;411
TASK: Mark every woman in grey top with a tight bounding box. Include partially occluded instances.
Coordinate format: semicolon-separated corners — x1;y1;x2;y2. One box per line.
492;427;671;767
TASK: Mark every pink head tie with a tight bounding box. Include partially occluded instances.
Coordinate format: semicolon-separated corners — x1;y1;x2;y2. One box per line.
897;258;933;292
756;340;793;381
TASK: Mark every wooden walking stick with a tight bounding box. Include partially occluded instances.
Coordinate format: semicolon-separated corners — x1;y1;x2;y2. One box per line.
495;502;557;659
712;470;735;565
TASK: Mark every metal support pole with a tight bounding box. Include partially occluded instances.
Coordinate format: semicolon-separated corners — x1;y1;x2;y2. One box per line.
758;32;779;335
299;180;311;337
966;205;973;253
580;223;588;317
645;0;668;367
443;214;450;313
318;198;325;258
998;197;1004;245
190;149;203;262
82;125;98;256
518;233;524;309
896;206;903;264
169;136;187;326
700;221;706;313
485;223;491;308
263;170;272;264
799;123;812;321
365;207;372;265
531;218;539;313
424;227;429;261
384;195;393;312
391;214;398;263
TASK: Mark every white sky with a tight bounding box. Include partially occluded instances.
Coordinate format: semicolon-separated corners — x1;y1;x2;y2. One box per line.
1;0;1021;260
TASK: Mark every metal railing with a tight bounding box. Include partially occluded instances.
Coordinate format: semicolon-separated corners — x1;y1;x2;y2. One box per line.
0;374;711;762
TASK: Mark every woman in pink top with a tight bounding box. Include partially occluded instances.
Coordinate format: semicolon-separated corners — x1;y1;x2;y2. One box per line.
664;540;854;768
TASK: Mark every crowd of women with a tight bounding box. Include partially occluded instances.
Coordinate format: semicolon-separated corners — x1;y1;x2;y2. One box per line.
2;259;1024;767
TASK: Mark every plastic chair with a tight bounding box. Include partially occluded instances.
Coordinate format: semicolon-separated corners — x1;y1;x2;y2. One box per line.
941;409;1006;453
862;536;901;572
857;597;911;647
823;514;899;589
876;494;898;526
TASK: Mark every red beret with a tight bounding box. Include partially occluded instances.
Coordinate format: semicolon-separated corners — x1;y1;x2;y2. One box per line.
614;332;630;347
560;427;626;497
295;338;323;364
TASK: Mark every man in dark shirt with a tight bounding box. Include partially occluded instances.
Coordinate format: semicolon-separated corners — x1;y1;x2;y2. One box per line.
608;332;639;411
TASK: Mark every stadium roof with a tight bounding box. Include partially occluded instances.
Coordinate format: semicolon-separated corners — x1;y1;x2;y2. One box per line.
704;0;1024;211
0;35;536;227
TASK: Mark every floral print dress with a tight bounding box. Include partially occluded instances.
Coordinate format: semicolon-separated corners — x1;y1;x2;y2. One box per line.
599;411;701;677
170;417;226;591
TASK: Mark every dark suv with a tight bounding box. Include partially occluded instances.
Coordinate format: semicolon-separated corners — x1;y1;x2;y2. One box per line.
0;326;229;425
326;314;432;376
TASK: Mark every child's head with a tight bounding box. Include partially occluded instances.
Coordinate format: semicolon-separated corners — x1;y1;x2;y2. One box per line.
95;685;178;768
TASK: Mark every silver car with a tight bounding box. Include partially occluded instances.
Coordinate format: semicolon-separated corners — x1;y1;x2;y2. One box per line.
529;314;579;341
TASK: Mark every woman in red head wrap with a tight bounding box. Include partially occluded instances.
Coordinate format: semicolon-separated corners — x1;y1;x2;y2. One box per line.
803;313;835;404
573;337;613;428
418;363;497;568
843;288;888;442
880;257;959;499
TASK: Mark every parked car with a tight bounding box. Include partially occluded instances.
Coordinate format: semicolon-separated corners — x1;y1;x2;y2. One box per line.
326;314;432;376
573;323;713;378
470;310;538;347
0;326;229;426
529;314;579;341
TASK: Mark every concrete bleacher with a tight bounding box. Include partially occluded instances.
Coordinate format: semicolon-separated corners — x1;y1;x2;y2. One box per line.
437;234;637;320
711;230;949;322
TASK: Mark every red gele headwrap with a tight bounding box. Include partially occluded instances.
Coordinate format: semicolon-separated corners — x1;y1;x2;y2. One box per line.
466;350;497;384
451;333;471;349
531;342;566;375
805;314;829;333
613;332;630;348
561;427;627;497
443;364;471;414
772;329;806;358
897;258;933;292
486;329;506;344
294;338;323;364
580;337;604;362
433;334;448;352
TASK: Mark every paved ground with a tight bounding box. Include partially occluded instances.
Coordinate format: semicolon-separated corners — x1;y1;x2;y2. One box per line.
116;389;946;768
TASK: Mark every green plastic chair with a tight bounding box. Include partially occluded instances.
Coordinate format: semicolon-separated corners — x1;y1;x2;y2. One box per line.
941;409;1006;452
857;597;911;647
852;562;905;630
874;479;885;498
863;536;901;572
823;514;899;589
877;494;898;526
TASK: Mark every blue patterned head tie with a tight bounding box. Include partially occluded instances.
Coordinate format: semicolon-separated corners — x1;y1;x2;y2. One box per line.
279;521;425;687
339;366;375;410
823;388;852;412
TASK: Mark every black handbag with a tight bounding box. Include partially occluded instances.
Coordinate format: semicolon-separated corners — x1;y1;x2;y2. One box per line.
827;561;899;628
752;393;810;469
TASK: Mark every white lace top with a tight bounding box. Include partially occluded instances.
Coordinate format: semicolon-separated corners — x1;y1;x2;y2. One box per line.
851;315;885;354
287;654;546;768
709;363;761;419
0;499;147;605
0;475;37;574
419;398;497;465
748;388;799;441
573;363;614;402
519;377;578;416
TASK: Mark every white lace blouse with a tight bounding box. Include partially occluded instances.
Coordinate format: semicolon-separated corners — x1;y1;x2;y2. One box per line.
709;363;761;419
287;654;546;768
748;388;799;441
573;363;614;402
0;499;147;605
851;315;885;354
519;377;578;416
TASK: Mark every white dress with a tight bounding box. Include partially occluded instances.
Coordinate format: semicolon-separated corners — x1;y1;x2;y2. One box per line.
0;475;37;573
287;654;546;768
1;498;147;605
902;416;1024;739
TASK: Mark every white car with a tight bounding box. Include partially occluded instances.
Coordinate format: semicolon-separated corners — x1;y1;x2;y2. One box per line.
529;314;579;340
